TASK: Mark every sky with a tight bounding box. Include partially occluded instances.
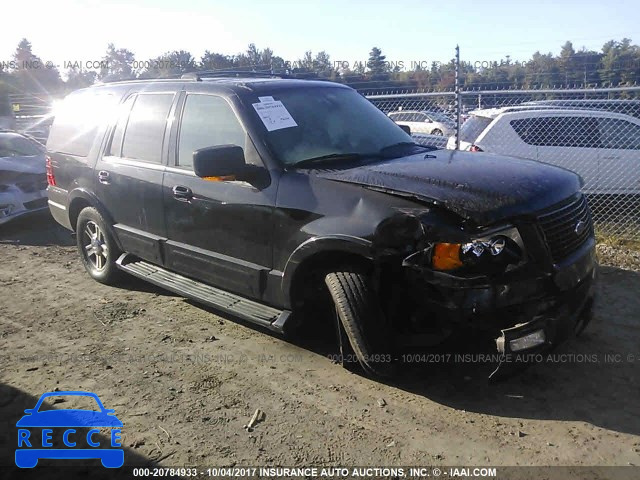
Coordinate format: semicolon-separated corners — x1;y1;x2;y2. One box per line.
2;0;639;73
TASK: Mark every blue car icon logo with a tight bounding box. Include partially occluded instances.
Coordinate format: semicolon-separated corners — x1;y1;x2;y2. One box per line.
15;391;123;468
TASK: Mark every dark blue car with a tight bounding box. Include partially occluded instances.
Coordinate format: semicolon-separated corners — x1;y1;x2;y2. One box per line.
15;391;123;468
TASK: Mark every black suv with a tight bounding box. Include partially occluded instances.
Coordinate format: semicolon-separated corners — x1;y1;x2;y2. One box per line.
46;73;596;377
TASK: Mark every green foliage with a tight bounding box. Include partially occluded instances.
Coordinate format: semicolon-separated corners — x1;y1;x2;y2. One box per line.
4;37;640;94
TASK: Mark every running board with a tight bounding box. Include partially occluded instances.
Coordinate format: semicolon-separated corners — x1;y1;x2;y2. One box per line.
116;254;290;333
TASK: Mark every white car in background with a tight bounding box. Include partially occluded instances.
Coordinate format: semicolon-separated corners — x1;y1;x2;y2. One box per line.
388;110;455;136
446;107;640;195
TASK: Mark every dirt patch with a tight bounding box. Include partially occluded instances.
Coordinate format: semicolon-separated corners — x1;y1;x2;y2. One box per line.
1;213;639;476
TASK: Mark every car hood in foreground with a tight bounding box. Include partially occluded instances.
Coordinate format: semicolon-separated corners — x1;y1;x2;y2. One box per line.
315;150;581;225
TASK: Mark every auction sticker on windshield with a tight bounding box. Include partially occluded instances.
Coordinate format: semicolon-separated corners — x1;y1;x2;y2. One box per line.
252;100;298;131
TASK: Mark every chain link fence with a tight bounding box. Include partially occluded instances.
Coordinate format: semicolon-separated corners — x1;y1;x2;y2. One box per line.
7;93;55;144
365;87;640;239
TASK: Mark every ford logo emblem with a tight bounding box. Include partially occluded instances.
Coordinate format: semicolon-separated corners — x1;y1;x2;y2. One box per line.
574;220;587;235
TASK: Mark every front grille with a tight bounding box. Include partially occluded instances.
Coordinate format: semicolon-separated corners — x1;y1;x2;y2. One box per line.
23;197;48;210
538;194;593;263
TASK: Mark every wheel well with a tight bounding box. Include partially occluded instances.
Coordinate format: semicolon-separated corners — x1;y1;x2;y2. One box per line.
289;251;374;311
68;198;92;231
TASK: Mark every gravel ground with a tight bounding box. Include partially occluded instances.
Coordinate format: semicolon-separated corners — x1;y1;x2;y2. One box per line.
1;212;639;480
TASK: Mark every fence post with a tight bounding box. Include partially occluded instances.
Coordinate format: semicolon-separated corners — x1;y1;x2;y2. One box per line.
454;45;461;150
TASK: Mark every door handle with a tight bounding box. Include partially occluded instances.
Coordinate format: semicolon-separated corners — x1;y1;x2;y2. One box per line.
602;155;620;160
172;185;193;202
97;170;110;184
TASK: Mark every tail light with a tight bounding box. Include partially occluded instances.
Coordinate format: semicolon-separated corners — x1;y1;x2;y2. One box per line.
45;155;56;186
469;145;483;152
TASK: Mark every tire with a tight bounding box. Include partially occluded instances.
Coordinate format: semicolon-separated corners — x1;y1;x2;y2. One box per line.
431;128;443;136
325;270;395;378
76;207;122;285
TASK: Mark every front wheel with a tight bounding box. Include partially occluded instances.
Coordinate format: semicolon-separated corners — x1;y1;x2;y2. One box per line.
431;128;443;136
76;207;122;285
325;270;395;378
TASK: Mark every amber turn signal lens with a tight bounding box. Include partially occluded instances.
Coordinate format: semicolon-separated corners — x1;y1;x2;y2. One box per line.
202;175;236;182
432;243;463;270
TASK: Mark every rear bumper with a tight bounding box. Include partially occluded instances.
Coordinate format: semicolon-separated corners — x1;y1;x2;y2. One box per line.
47;186;73;230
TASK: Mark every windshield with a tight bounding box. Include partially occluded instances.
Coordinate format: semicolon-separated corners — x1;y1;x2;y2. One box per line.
459;115;493;143
249;87;414;166
429;112;455;124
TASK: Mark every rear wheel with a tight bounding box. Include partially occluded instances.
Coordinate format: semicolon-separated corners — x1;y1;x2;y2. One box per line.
76;207;122;285
325;270;395;378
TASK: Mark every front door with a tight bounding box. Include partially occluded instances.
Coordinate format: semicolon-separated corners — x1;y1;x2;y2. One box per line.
597;116;640;195
162;93;277;301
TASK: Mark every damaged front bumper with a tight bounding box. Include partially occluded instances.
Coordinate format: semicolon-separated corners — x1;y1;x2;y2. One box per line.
408;237;597;357
494;266;596;356
0;188;49;225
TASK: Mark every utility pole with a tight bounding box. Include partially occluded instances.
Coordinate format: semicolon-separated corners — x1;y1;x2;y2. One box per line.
455;45;462;150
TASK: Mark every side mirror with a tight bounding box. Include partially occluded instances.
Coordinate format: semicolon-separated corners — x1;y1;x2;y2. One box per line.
193;145;246;179
24;409;34;415
424;118;432;123
399;124;411;135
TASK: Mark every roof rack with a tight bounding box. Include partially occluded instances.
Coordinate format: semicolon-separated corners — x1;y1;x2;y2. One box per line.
181;70;281;81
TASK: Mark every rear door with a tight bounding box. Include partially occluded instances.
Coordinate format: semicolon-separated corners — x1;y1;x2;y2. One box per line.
597;116;640;194
94;91;177;264
530;115;601;194
161;92;277;301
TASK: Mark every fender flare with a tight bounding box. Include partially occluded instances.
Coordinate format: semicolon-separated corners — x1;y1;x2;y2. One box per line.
281;235;373;308
68;188;123;250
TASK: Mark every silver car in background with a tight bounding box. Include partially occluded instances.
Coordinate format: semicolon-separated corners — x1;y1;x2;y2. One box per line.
388;110;455;136
0;131;48;225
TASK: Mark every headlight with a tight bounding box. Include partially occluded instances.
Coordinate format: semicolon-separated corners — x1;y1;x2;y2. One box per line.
404;226;525;274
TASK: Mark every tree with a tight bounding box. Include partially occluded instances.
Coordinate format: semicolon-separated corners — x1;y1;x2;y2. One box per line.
10;38;62;93
65;67;97;90
99;43;136;81
558;41;577;86
139;50;196;78
367;47;388;75
313;51;334;77
200;51;234;70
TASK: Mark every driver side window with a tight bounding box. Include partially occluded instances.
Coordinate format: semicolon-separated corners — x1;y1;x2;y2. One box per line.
177;94;246;169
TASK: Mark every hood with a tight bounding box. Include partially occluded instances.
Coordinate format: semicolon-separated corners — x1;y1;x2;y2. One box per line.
315;150;581;225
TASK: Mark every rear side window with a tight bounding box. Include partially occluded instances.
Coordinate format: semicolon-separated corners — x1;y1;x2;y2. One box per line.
47;91;117;156
177;94;246;168
120;93;174;163
510;116;601;148
107;96;136;157
598;118;640;150
459;116;492;143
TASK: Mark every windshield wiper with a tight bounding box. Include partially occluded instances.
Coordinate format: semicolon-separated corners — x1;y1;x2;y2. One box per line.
378;142;436;156
291;152;381;169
